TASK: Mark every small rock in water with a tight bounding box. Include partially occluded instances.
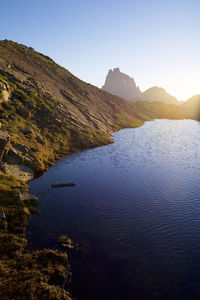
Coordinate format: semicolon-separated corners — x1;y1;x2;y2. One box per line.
51;183;75;188
58;235;74;249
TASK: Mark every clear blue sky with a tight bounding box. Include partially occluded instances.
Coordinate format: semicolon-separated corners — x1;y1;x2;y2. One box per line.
0;0;199;100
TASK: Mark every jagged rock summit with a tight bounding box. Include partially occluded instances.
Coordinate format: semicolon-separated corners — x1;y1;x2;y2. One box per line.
102;68;141;102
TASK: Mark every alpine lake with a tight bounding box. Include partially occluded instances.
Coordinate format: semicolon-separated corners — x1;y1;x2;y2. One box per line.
28;119;200;300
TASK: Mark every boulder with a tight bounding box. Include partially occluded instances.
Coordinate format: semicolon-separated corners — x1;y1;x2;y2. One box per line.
6;148;24;164
3;163;34;181
0;79;10;102
58;235;74;249
18;190;38;202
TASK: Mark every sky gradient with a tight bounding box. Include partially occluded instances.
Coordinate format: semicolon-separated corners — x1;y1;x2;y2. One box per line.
0;0;199;100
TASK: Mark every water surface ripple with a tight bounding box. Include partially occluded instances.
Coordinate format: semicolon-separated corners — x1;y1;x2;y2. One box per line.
28;119;200;300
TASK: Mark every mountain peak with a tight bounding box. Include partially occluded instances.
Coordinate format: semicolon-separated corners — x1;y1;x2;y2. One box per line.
113;67;120;72
102;68;141;102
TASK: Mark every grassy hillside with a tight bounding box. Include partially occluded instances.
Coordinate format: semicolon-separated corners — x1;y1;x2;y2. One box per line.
0;40;157;177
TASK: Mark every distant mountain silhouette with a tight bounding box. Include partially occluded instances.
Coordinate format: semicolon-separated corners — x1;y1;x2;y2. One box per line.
102;69;182;105
102;68;141;102
136;86;181;105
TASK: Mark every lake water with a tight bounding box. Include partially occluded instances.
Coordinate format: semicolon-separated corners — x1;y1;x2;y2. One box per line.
28;119;200;300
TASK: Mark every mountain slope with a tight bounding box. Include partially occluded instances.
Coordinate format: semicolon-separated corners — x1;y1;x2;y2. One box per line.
0;40;194;181
181;94;200;119
0;41;151;177
136;86;180;105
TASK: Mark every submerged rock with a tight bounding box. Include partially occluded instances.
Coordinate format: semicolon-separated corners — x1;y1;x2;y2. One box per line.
58;235;74;249
51;183;76;188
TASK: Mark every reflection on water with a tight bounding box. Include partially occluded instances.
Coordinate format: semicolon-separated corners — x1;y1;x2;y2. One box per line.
28;119;200;300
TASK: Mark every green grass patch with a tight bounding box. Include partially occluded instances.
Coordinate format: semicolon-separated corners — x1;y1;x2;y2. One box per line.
0;174;28;193
115;111;145;130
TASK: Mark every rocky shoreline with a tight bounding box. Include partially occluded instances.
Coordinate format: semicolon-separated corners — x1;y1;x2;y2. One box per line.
0;130;75;299
0;127;115;300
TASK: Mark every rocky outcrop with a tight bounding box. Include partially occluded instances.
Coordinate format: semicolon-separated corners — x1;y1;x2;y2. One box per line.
1;145;35;180
2;163;34;181
0;79;10;102
0;131;10;161
18;190;38;202
102;67;141;102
